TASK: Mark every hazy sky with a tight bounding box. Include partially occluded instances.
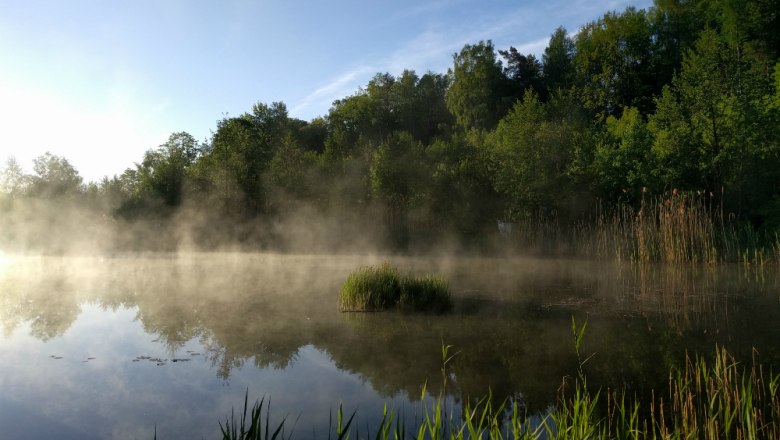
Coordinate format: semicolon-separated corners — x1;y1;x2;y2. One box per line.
0;0;652;183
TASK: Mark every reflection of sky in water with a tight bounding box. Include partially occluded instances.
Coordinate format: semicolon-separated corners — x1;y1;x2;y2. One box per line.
0;303;417;439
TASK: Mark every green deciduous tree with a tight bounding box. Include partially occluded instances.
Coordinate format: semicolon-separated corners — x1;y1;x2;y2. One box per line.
0;157;27;198
575;7;657;117
447;41;511;131
592;107;657;202
370;131;431;246
426;133;499;237
268;134;319;202
28;152;83;199
135;132;201;207
196;102;290;217
370;131;429;211
542;27;576;94
650;29;779;218
486;91;589;219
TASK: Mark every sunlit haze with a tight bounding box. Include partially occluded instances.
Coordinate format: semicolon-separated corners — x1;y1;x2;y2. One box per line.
0;0;651;182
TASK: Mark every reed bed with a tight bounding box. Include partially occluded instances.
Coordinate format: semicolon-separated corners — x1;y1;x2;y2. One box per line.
338;263;452;312
504;191;780;265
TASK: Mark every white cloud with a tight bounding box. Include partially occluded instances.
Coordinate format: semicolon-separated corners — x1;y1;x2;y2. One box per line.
287;0;654;120
289;65;375;117
512;37;552;57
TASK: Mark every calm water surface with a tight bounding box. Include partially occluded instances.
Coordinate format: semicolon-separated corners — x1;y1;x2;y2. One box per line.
0;253;778;439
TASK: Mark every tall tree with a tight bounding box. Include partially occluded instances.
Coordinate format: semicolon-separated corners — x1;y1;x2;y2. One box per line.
447;41;511;131
592;107;658;202
650;29;778;217
0;157;27;198
268;134;318;202
542;27;576;93
486;91;588;219
575;7;657;117
370;131;430;246
500;47;544;101
28;153;83;199
135;132;201;207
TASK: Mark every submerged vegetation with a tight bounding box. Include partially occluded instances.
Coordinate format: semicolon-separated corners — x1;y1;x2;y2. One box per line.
338;263;451;312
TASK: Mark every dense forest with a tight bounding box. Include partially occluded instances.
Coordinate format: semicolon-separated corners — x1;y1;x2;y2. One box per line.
2;0;779;258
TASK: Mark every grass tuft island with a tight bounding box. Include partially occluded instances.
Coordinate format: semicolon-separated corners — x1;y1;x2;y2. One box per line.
338;263;452;313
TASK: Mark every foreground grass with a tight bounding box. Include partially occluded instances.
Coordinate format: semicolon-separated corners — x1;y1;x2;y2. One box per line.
338;263;452;313
221;331;780;439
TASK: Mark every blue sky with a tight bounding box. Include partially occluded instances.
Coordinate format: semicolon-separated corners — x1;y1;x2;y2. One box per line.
0;0;652;183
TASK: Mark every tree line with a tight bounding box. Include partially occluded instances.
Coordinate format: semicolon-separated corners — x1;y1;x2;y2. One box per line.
2;0;779;252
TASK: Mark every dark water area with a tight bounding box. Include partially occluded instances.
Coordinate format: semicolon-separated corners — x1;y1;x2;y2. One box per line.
0;253;778;438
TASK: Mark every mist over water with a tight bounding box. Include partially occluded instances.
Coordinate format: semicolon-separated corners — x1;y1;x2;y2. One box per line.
0;169;778;437
0;252;778;438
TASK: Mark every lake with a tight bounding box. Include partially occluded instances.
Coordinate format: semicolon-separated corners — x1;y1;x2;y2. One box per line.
0;253;778;439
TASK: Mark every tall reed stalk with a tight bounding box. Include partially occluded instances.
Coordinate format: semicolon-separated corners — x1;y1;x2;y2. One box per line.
506;191;780;265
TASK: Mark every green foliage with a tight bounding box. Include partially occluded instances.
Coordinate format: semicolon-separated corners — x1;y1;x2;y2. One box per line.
135;132;201;207
27;152;83;199
219;391;290;440
338;263;402;312
268;134;318;201
398;276;452;313
219;344;780;439
400;71;453;144
542;27;576;93
499;47;544;101
446;41;510;131
193;102;290;217
0;157;27;198
650;28;779;217
370;131;429;210
592;107;657;201
7;0;780;256
338;263;451;313
574;7;657;117
486;90;589;220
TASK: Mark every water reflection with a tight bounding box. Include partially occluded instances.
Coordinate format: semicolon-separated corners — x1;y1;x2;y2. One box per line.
0;254;778;437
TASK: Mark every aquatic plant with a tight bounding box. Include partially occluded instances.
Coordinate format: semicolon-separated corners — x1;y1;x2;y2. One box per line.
338;263;402;311
506;191;780;265
338;263;451;312
398;275;452;313
219;345;780;439
219;391;292;440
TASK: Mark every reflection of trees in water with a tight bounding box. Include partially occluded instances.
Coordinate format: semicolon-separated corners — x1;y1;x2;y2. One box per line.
2;255;778;413
28;295;81;341
0;265;81;340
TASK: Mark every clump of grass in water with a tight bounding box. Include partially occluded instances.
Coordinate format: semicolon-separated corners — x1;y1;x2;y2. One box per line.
338;262;451;312
399;275;452;313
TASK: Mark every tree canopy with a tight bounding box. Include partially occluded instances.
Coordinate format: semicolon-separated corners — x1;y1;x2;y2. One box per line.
2;0;778;253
